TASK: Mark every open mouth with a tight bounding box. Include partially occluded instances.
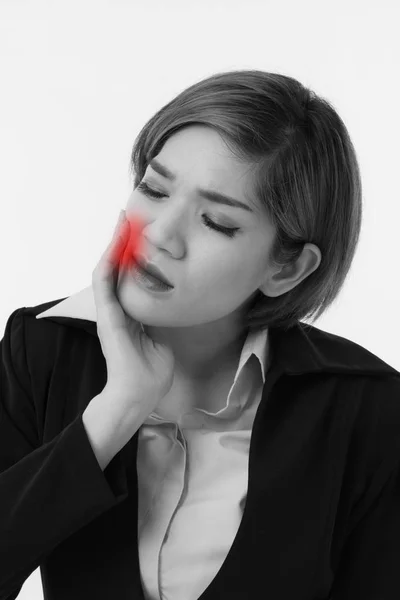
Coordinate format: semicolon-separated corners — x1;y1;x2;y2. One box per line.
135;258;174;289
132;262;174;292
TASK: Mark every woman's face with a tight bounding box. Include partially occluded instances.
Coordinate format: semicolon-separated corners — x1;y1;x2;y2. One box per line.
116;125;275;339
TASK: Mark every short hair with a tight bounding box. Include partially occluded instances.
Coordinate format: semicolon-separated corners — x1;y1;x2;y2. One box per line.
129;69;363;333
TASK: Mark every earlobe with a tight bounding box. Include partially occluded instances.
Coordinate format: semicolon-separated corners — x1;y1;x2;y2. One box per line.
258;279;291;298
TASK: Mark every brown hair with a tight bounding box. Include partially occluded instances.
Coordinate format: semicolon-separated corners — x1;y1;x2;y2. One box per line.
129;69;363;333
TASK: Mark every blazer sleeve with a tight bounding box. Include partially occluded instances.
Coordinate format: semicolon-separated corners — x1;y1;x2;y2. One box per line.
0;308;129;599
330;453;400;599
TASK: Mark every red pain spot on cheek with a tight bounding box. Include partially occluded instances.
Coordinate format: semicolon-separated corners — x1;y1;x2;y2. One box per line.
110;215;146;273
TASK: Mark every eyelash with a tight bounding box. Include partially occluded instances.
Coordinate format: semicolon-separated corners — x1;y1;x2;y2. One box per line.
136;181;240;238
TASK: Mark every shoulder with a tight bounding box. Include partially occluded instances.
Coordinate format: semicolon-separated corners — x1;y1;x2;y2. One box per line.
297;323;400;467
1;298;90;384
356;374;400;468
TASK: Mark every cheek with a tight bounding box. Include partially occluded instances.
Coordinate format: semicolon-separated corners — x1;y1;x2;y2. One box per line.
224;255;263;291
200;256;250;290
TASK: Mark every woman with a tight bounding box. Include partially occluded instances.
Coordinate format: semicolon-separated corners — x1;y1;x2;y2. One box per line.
1;70;400;600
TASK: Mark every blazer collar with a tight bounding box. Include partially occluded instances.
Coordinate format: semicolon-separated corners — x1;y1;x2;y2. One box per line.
30;285;399;380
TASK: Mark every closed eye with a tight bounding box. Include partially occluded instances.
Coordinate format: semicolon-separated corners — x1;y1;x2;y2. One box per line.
136;181;241;238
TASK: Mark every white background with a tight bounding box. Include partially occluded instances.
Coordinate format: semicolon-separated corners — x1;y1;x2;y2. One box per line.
0;0;399;598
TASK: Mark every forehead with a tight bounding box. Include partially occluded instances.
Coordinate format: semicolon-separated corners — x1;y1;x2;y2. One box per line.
149;126;262;214
156;126;248;175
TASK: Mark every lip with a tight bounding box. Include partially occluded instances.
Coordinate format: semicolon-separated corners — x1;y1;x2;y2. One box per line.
136;257;174;288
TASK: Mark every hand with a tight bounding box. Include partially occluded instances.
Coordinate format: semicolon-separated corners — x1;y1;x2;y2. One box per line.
91;209;175;414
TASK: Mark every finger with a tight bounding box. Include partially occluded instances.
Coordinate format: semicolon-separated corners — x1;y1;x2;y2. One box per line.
109;215;130;271
120;215;146;271
92;211;128;306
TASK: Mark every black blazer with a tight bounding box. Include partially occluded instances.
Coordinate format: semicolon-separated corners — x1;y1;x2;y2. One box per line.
1;297;400;600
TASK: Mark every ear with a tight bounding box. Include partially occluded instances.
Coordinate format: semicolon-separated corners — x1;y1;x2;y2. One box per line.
258;243;322;298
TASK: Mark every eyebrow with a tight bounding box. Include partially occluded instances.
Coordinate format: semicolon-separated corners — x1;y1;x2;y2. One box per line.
148;158;254;214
